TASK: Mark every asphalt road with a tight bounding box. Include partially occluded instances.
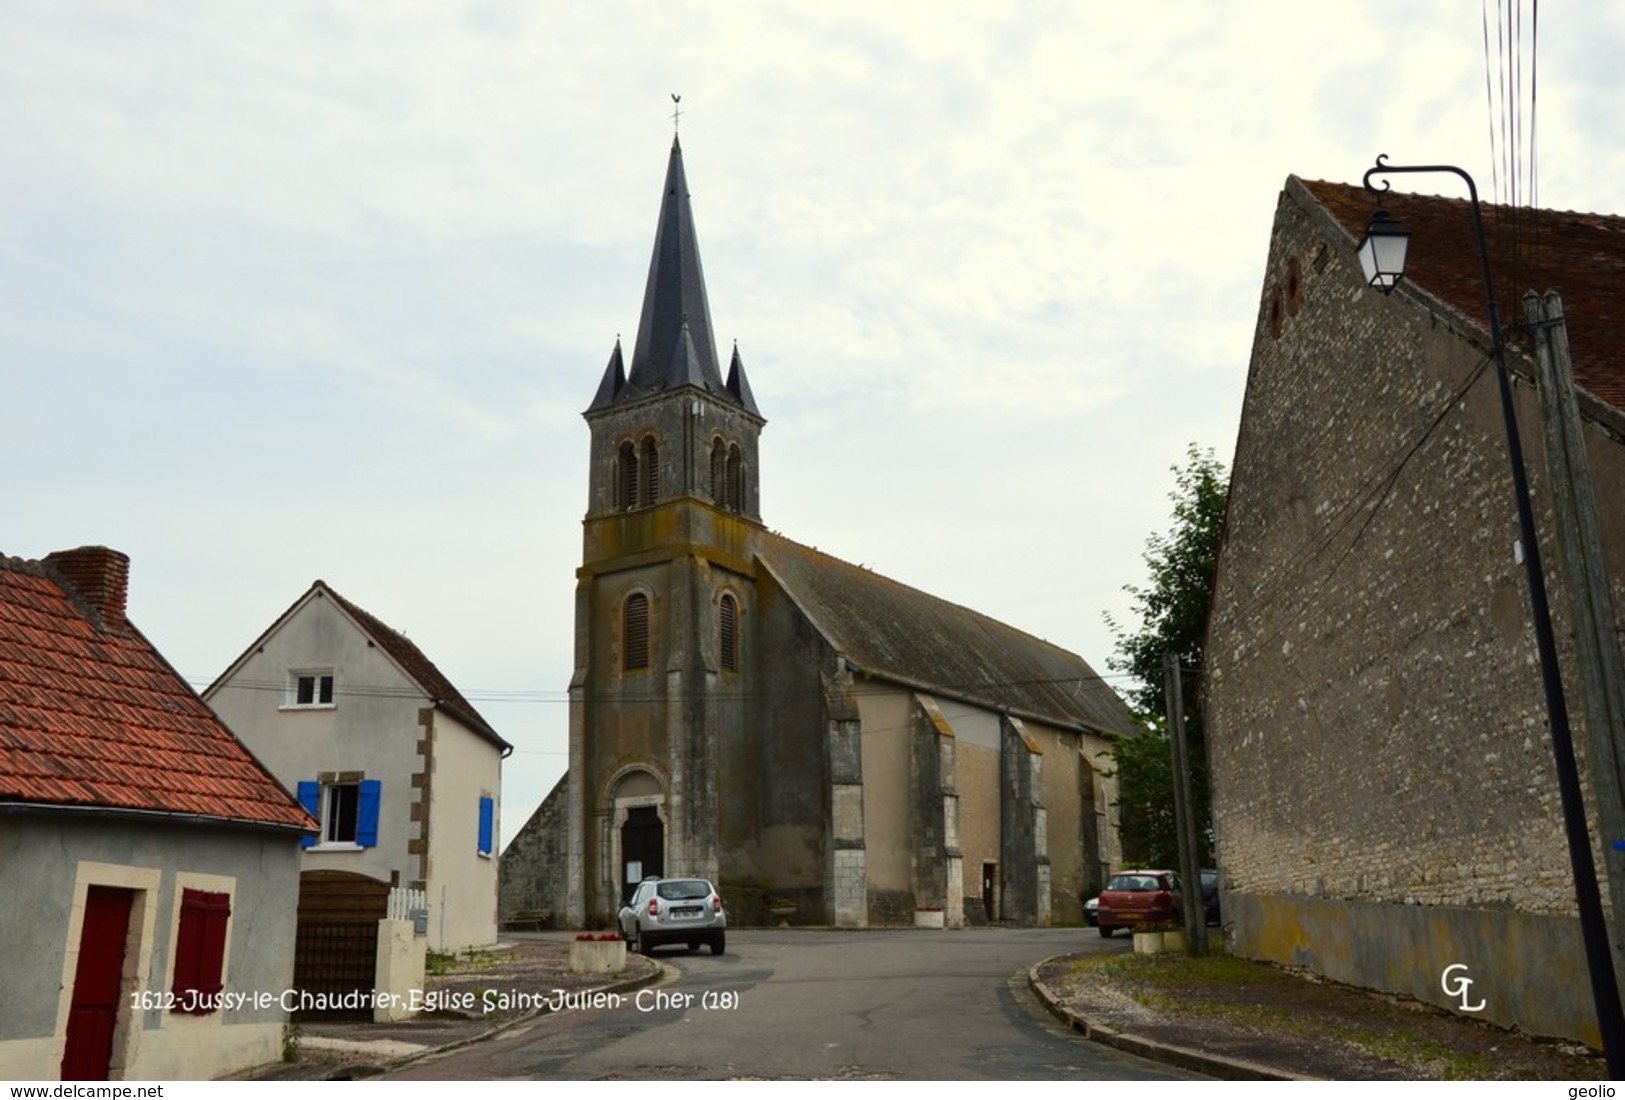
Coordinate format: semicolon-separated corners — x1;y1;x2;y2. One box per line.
384;927;1202;1081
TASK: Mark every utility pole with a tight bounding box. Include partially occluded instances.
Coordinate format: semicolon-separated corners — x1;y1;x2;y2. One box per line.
1527;290;1625;988
1164;653;1207;956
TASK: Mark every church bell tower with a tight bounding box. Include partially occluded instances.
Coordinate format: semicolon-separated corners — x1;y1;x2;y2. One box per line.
568;133;767;922
582;134;764;522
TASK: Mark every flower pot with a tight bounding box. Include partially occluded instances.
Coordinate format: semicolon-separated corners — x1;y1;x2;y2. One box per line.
1132;929;1187;955
569;937;627;974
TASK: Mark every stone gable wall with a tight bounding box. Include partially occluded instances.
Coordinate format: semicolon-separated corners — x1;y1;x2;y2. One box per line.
1205;179;1625;1044
499;774;570;928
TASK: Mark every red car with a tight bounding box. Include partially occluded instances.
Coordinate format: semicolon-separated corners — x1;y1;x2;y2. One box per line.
1096;870;1183;937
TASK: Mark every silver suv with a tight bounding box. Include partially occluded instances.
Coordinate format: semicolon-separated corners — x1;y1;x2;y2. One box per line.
618;877;727;955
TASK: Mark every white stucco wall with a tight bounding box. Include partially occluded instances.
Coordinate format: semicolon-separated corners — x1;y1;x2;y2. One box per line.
425;712;502;950
856;687;912;894
206;588;505;950
0;815;299;1082
207;592;422;889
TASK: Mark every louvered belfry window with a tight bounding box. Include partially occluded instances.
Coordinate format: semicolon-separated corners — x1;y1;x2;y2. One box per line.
710;438;727;504
719;593;739;672
641;436;660;507
726;445;743;512
623;592;650;671
618;440;638;510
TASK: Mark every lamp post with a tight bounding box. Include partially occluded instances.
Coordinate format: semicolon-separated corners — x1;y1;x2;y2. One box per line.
1360;154;1625;1074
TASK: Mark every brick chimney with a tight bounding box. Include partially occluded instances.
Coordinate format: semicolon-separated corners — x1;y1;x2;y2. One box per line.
45;546;131;632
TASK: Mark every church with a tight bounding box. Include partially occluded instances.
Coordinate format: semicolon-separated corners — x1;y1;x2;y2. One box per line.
500;134;1136;929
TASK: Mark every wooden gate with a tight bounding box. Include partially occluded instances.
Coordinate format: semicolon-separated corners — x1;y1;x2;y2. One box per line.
292;871;389;1020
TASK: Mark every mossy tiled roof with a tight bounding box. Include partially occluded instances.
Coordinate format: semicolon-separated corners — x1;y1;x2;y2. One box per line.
759;534;1136;736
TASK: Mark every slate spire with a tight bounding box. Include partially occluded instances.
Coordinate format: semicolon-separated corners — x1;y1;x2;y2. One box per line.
627;135;726;397
586;337;626;412
726;341;760;417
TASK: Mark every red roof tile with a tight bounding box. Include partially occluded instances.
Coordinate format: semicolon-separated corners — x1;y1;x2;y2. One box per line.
0;551;314;830
1302;178;1625;412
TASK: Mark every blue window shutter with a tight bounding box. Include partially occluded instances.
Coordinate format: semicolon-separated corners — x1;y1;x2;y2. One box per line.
357;779;382;848
478;796;495;855
297;781;320;849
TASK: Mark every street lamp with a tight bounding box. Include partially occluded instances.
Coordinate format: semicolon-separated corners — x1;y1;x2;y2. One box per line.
1355;205;1409;292
1360;154;1625;1075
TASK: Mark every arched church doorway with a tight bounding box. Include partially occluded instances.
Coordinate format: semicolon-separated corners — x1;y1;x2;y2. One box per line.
611;769;665;907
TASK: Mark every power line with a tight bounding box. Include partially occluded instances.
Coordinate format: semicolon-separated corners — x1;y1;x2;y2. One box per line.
1219;350;1495;659
187;667;1144;709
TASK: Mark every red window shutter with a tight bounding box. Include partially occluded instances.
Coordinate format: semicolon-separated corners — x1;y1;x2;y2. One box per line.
172;888;231;1014
198;892;231;1001
171;895;202;1007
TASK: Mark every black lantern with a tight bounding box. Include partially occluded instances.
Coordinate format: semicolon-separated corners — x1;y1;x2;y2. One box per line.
1356;207;1409;292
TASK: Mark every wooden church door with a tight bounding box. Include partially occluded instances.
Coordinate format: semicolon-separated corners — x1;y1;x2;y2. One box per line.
621;806;665;905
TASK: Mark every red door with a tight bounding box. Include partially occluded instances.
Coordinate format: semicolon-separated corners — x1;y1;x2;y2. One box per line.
60;886;134;1081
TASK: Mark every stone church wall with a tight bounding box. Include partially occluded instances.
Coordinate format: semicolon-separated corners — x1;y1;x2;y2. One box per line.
1033;723;1090;925
499;774;569;929
715;560;832;925
1206;179;1622;1044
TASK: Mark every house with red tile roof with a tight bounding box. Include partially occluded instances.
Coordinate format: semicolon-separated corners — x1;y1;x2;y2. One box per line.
1206;178;1625;1047
205;580;511;952
0;546;312;1082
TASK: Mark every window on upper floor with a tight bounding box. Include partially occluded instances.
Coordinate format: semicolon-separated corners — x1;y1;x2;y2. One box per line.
326;783;360;843
297;778;380;849
288;670;336;708
623;592;650;672
719;593;739;673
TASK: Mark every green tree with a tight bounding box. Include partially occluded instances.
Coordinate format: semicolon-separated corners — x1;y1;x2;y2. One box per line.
1104;444;1228;868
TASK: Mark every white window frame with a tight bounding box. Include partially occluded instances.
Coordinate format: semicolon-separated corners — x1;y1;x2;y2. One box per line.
284;668;337;710
321;781;361;847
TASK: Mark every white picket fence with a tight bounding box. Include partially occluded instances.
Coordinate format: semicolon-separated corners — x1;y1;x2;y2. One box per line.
386;886;427;922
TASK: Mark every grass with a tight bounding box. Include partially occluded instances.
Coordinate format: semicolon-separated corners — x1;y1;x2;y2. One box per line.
426;945;515;976
1065;947;1504;1080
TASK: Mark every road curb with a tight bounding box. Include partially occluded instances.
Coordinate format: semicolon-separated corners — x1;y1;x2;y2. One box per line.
1026;958;1313;1082
257;961;670;1080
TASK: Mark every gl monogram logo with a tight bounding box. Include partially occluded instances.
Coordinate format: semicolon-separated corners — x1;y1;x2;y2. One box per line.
1441;963;1487;1012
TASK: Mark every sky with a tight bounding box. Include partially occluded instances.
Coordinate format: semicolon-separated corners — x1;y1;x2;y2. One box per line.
5;2;1621;846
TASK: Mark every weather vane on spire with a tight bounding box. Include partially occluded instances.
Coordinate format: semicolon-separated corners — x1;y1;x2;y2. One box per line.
671;93;682;133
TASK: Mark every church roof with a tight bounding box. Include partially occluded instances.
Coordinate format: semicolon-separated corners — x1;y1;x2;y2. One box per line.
758;537;1136;737
1300;177;1625;413
588;136;760;417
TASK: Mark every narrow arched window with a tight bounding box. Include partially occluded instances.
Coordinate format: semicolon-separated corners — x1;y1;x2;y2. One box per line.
623;592;650;671
726;445;743;512
710;438;727;504
641;436;660;507
719;593;739;673
617;441;638;511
